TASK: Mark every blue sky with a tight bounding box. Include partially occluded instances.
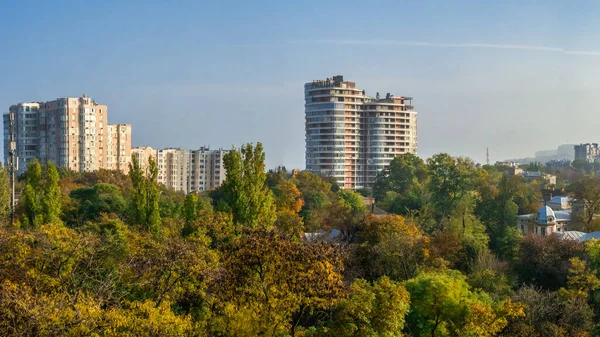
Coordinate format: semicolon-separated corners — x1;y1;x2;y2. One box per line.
2;0;600;168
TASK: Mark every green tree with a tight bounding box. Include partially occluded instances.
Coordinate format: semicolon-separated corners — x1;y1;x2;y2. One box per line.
373;154;429;215
222;143;276;229
42;161;62;225
22;159;43;227
404;270;523;337
475;174;520;256
69;183;127;223
327;277;410;337
129;155;147;226
293;171;334;231
212;229;344;336
128;156;161;232
0;164;10;224
146;156;161;232
427;154;480;229
570;176;600;232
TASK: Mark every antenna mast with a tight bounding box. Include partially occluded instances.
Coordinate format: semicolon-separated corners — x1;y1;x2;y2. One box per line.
486;147;490;166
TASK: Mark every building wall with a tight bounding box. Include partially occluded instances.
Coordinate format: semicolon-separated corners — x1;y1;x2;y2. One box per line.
188;147;228;193
305;76;417;189
131;146;158;174
4;103;40;174
157;148;189;193
108;124;131;174
574;143;599;162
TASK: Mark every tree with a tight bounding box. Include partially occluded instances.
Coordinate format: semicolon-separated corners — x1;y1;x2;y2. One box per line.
570;176;600;232
427;154;480;229
404;270;523;337
146;156;161;231
212;229;345;336
69;183;127;224
42;161;62;225
222;143;276;229
373;154;428;215
128;156;161;232
273;180;304;239
475;174;520;256
293;171;335;231
0;164;10;225
513;235;586;290
22;159;43;227
129;155;147;226
326;277;410;337
354;215;428;282
504;284;594;336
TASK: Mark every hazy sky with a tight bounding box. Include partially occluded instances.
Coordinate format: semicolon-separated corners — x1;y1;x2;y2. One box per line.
2;0;600;168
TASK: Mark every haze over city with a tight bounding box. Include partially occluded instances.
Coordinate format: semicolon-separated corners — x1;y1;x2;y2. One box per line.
3;0;600;168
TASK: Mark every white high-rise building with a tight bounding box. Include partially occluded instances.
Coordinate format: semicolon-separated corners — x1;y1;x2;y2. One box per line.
305;76;417;189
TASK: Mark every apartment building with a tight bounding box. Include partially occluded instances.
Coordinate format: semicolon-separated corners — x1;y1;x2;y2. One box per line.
3;103;40;173
107;124;132;174
157;148;189;193
131;146;158;174
305;75;417;189
574;143;600;162
188;147;228;192
4;95;131;174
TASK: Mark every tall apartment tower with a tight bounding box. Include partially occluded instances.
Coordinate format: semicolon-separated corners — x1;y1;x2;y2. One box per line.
157;148;189;193
188;147;228;193
305;76;417;190
4;95;131;174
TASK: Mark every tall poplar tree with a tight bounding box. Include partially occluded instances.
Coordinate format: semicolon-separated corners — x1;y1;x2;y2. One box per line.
22;159;43;227
222;142;275;229
42;161;62;224
129;155;161;232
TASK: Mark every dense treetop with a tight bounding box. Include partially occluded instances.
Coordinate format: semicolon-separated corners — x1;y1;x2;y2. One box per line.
1;149;600;336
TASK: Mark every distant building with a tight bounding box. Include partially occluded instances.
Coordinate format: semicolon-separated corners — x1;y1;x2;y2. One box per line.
519;171;556;185
132;146;230;194
157;148;189;193
305;75;417;190
107;124;131;174
516;205;571;236
495;161;520;168
507;167;524;176
131;146;158;174
188;147;229;192
574;143;600;162
547;196;572;211
3;95;131;174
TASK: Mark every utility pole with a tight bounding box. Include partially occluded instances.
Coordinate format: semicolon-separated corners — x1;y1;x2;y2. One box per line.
486;147;490;166
8;111;16;225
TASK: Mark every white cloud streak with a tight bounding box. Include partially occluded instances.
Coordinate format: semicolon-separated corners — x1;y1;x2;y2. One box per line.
288;39;600;56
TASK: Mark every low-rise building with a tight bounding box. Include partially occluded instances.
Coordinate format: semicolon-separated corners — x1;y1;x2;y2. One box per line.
519;171;557;185
516;205;571;236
